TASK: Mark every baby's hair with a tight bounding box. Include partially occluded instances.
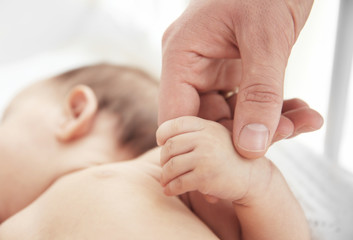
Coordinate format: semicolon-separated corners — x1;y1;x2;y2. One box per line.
52;63;158;157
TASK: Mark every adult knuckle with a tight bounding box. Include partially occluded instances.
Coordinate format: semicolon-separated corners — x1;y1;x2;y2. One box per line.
240;83;282;106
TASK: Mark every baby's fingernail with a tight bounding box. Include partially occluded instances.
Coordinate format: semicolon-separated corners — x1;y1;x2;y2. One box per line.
238;123;269;152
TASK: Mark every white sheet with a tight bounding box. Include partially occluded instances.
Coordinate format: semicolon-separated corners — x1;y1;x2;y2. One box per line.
268;141;353;240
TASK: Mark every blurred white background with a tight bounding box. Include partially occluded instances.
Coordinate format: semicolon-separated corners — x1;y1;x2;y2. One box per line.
0;0;351;172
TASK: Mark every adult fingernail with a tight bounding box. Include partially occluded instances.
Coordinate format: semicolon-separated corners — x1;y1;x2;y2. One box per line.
238;124;269;152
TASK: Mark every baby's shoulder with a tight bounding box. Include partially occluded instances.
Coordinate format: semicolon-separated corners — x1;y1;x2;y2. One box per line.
0;148;220;240
69;158;161;187
0;154;165;239
58;147;162;191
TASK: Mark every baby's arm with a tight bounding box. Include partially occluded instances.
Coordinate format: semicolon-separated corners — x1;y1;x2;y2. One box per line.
156;116;311;240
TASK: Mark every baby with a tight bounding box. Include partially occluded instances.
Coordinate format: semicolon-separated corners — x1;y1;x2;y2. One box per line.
0;63;311;239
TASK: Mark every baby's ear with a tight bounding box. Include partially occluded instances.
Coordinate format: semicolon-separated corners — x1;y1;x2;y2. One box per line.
56;85;98;142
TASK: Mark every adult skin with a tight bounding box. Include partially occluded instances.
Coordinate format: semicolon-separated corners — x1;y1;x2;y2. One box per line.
159;0;322;158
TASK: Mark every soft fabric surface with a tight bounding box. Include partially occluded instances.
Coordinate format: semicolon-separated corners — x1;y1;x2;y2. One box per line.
268;141;353;240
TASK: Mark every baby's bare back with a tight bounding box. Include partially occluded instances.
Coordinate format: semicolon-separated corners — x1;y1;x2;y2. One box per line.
0;148;218;240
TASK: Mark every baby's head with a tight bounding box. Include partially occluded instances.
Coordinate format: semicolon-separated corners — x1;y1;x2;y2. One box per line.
0;64;158;222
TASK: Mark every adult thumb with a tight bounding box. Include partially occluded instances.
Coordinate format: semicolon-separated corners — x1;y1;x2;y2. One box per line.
233;60;285;159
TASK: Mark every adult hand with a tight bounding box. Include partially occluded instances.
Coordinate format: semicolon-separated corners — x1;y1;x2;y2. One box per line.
197;93;323;144
159;0;315;158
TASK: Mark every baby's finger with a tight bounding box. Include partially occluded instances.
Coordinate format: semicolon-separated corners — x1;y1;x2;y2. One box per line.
164;171;197;196
156;116;206;146
161;153;197;186
160;132;197;167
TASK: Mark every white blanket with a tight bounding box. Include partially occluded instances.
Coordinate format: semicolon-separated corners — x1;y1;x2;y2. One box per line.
268;141;353;240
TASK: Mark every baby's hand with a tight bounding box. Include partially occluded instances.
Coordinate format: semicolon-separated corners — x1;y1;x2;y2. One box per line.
156;116;272;203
